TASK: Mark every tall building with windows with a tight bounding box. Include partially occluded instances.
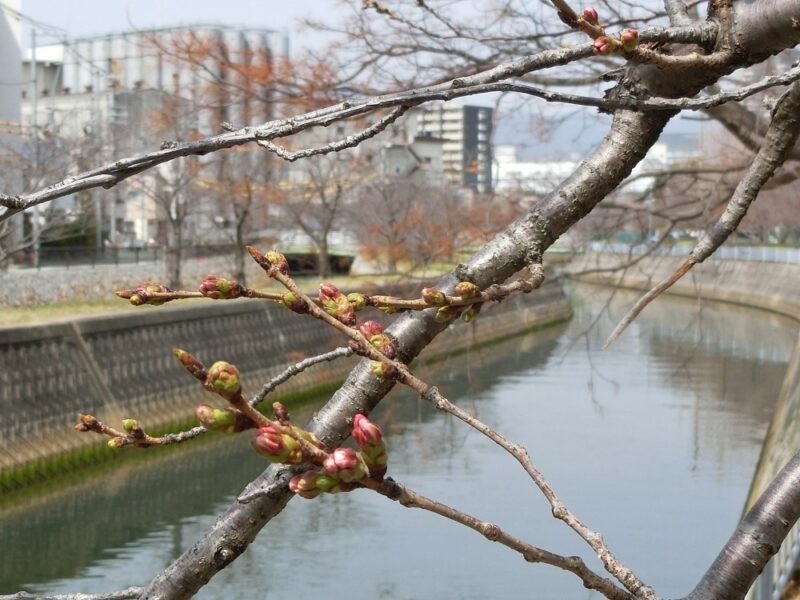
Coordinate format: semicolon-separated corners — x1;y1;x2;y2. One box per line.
19;25;287;247
408;103;493;193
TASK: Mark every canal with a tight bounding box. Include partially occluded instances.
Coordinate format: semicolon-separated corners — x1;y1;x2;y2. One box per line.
1;283;796;599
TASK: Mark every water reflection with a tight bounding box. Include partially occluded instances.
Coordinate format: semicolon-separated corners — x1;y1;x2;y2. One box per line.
1;284;794;600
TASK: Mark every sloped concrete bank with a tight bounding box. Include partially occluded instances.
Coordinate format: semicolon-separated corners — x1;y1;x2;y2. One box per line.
568;253;800;322
0;279;571;490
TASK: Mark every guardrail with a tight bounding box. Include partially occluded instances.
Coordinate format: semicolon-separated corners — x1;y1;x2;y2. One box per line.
585;242;800;264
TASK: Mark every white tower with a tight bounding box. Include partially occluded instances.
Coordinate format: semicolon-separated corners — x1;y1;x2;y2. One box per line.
0;0;22;126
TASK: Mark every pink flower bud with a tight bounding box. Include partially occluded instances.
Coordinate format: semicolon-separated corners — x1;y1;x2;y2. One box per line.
319;282;341;301
199;276;243;300
352;415;388;479
582;7;598;23
352;414;383;448
593;35;614;55
620;28;639;51
323;447;366;483
358;320;384;337
455;281;479;299
319;283;356;326
421;287;446;306
252;426;303;464
204;361;242;400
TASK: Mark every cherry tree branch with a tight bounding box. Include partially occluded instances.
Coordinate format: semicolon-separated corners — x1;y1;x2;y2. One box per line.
361;477;635;600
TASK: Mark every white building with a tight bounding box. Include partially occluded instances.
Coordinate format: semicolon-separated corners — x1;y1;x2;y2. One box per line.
405;103;493;193
19;25;286;247
494;140;696;197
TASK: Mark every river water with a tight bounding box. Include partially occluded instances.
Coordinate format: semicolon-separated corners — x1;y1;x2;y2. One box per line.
1;283;797;600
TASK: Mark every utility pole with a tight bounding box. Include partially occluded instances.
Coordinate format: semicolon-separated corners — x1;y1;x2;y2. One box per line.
30;28;40;268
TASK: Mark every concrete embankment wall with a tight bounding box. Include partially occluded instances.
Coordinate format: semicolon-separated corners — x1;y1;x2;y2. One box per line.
0;279;571;489
0;255;267;307
568;253;800;322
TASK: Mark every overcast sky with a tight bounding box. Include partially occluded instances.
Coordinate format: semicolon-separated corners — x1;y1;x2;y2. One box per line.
21;1;334;44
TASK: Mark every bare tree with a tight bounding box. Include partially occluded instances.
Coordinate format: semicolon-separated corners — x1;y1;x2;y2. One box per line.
3;2;800;599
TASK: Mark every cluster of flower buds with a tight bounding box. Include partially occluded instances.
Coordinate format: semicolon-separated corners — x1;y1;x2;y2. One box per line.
289;471;344;499
319;283;357;326
196;405;256;433
116;283;174;306
199;276;243;300
355;321;399;379
582;6;598;24
204;361;242;401
592;27;638;55
287;413;389;500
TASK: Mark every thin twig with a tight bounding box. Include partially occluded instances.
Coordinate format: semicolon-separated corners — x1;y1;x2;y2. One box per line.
257;105;410;162
249;347;354;407
603;81;800;349
361;477;634;600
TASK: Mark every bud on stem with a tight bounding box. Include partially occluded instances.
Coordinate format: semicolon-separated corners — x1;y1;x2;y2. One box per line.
204;361;242;401
199;276;243;300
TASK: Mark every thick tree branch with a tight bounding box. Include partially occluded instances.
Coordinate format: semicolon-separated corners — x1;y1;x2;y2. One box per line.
684;449;800;600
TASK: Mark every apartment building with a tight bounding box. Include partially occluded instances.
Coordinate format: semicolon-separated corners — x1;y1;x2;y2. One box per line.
19;25;286;247
407;103;493;193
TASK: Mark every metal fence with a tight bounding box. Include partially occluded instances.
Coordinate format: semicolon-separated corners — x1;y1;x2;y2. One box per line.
586;242;800;264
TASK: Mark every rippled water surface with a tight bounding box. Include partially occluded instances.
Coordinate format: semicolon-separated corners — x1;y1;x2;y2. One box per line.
2;283;797;599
